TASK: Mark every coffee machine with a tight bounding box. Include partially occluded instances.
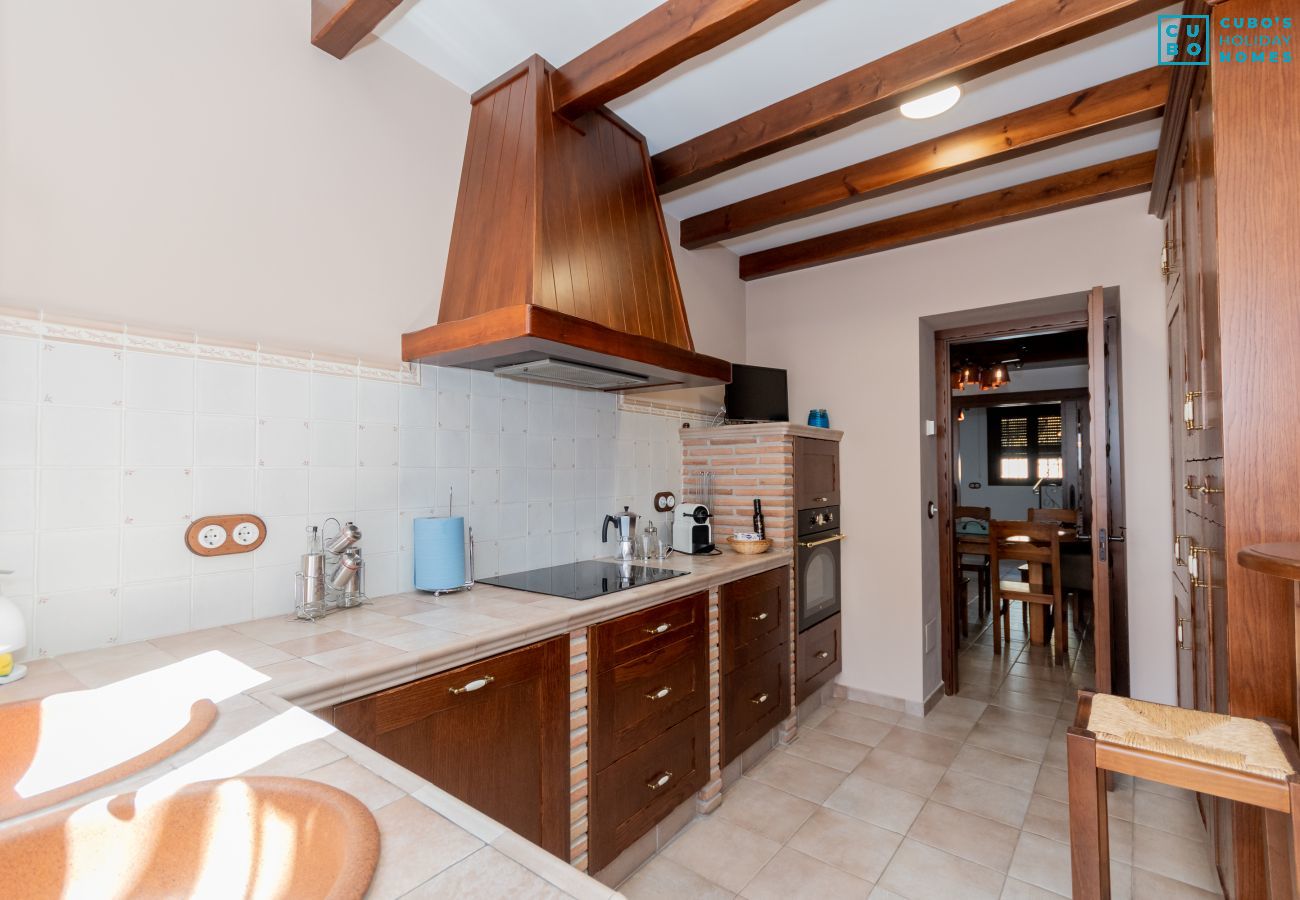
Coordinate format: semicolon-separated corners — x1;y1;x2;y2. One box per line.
672;503;715;555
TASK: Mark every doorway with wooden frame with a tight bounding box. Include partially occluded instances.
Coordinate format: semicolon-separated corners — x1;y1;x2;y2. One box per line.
934;286;1129;702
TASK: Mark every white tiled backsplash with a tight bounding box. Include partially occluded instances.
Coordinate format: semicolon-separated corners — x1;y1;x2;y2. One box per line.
0;331;689;660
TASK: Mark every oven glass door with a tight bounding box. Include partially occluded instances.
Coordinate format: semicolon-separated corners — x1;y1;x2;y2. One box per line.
799;537;841;631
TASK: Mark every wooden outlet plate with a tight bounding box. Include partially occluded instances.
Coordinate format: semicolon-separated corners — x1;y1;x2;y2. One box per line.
185;514;268;557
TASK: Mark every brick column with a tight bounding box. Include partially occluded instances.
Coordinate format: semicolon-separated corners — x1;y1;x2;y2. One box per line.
568;629;590;870
696;584;723;814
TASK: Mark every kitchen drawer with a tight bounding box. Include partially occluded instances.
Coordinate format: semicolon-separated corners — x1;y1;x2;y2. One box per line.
723;641;790;767
722;567;788;673
591;591;708;673
795;437;840;509
797;612;842;703
589;709;708;872
590;628;708;771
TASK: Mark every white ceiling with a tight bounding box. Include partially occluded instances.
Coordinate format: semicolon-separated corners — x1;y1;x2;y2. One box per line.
379;0;1175;257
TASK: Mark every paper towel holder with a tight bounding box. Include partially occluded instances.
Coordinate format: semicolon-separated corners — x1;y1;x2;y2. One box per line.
425;526;476;596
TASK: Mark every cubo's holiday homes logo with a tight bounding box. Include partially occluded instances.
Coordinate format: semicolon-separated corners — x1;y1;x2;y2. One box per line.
1158;14;1209;65
1158;13;1294;66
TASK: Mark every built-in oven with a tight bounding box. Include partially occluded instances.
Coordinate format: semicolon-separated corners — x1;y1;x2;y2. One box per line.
797;505;843;632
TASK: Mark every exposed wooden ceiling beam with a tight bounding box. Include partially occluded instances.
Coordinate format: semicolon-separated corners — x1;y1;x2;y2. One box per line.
551;0;802;119
652;0;1169;193
738;150;1156;280
311;0;402;60
680;67;1169;249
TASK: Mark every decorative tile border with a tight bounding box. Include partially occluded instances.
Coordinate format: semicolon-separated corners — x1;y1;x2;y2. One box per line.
0;307;420;384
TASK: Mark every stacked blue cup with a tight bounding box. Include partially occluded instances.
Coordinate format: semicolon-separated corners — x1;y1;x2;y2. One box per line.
413;516;466;592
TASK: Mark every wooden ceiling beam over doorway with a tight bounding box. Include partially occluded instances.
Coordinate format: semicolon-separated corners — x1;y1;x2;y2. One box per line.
738;150;1157;280
651;0;1170;193
679;67;1170;249
311;0;403;59
551;0;802;119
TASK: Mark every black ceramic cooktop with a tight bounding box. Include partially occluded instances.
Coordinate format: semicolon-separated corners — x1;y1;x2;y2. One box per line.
476;560;688;600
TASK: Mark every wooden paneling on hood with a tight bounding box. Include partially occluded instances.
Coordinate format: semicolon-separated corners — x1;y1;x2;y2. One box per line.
402;56;730;392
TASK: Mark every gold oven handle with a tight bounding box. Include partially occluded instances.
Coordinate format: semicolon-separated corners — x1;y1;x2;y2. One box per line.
798;534;846;549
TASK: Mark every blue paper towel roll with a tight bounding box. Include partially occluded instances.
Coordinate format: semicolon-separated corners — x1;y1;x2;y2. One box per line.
414;516;466;591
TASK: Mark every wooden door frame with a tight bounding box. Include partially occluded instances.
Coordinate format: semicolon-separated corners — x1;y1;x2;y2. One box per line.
935;310;1090;696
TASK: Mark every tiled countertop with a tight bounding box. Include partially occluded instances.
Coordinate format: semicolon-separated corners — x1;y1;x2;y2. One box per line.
0;548;791;899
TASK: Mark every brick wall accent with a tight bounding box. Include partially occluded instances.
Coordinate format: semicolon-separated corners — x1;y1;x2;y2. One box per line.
696;584;724;814
680;433;796;548
568;629;590;870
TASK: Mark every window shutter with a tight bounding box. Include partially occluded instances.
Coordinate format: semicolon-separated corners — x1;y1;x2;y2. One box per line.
1037;414;1063;451
1000;417;1029;451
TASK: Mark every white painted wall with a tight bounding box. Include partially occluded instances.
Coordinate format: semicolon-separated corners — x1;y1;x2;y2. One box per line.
0;0;746;396
746;194;1173;705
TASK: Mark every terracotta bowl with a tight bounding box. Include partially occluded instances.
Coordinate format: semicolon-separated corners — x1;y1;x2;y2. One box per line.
0;697;216;821
0;776;380;900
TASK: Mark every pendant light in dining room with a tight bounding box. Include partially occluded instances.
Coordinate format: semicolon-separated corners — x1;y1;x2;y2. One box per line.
957;362;981;390
989;362;1011;389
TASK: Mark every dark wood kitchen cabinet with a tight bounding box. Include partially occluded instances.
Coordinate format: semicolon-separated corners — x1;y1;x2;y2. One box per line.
722;567;791;766
797;612;842;703
589;591;709;872
794;437;840;509
332;635;570;858
1155;8;1300;894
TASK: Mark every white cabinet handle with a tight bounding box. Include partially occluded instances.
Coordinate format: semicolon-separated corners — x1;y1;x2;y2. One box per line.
449;676;494;695
815;650;830;660
646;771;672;790
645;686;672;701
751;692;769;705
750;612;768;622
644;623;670;635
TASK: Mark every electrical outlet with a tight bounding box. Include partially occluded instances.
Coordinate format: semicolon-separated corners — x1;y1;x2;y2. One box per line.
198;524;227;549
186;514;267;556
924;618;936;653
231;521;261;546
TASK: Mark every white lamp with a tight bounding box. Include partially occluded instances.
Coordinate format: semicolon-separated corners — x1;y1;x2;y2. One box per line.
900;85;962;119
0;570;27;684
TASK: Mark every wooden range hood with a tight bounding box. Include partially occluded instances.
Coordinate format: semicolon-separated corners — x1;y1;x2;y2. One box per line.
402;56;731;393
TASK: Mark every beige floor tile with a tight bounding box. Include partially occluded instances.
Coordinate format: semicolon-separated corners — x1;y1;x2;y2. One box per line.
875;726;962;767
404;846;568;899
661;815;782;893
869;888;908;900
1134;789;1208;842
930;770;1032;829
1021;795;1071;844
966;721;1051;763
816;711;894;747
907;800;1020;872
824;773;926;834
368;796;482;898
785;729;872;772
832;699;904;725
1132;823;1221;894
620;856;735;900
876;838;1005;900
1000;876;1065;899
852;749;947;798
934;694;988;721
1002;676;1067;701
979;705;1057;738
949;744;1041;793
894;710;977;743
787;808;902;883
747;749;848;803
1131;867;1224;899
1032;765;1069;803
713;776;819;844
801;703;835;730
739;846;874;900
991;691;1063;719
1007;832;1073;896
303;756;405;811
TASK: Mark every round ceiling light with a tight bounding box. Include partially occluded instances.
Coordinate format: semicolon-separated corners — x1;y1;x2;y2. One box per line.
900;85;962;119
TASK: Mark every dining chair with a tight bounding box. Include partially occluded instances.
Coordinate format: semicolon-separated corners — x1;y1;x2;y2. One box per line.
1028;508;1079;526
989;519;1068;661
954;506;992;638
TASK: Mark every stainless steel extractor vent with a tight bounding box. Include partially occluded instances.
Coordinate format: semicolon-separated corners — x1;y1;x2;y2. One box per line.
494;358;650;391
